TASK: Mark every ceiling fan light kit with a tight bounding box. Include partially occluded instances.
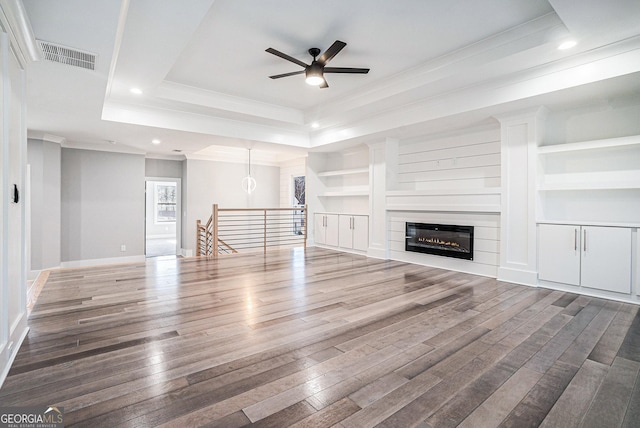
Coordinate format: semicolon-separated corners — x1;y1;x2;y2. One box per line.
305;61;324;86
267;40;369;88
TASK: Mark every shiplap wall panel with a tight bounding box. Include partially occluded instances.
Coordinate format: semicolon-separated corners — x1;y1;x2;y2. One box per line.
387;194;501;208
399;165;501;184
399;128;500;154
399;153;501;174
397;127;501;190
387;127;501;277
399;141;501;164
408;177;501;191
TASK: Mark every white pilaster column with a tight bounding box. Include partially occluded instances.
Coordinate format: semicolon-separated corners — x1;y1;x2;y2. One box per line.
367;138;398;260
496;107;547;286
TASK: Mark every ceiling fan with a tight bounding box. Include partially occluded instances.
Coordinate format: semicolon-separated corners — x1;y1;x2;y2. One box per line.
266;40;369;88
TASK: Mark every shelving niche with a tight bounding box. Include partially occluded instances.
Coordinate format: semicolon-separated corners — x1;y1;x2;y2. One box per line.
537;134;640;225
317;167;369;198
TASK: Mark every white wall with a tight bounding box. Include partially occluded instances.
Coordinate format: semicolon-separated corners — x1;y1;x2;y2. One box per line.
546;96;640;144
61;148;146;265
145;158;183;178
183;158;280;252
0;5;30;388
27;138;61;272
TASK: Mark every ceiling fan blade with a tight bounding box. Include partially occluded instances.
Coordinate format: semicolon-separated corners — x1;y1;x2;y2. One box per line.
317;40;346;65
319;78;329;89
269;70;305;79
324;67;370;74
265;48;308;68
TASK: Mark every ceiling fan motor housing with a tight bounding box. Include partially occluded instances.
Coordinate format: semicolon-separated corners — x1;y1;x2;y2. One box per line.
308;47;321;58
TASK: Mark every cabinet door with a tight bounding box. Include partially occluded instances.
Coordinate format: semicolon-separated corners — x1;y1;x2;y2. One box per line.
352;215;369;252
339;215;353;249
538;224;580;286
325;214;339;247
581;226;631;294
314;214;326;245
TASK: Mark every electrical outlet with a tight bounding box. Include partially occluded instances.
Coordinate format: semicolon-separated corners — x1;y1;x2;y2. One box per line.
120;244;126;252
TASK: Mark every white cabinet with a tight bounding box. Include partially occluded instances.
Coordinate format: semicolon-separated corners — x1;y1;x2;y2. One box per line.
538;224;581;286
315;213;338;247
580;226;632;294
315;212;368;252
339;215;368;252
538;224;632;294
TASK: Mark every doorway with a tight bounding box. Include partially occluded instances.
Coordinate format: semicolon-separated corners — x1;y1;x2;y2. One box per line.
145;178;181;257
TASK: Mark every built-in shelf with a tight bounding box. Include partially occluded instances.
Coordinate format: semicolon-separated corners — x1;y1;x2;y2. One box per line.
387;188;501;197
539;170;640;191
317;167;369;177
537;220;640;228
386;204;501;213
538;134;640;154
536;134;640;226
319;189;370;197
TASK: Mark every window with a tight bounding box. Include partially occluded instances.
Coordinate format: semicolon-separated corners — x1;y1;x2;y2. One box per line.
155;182;177;223
292;176;305;235
293;176;305;206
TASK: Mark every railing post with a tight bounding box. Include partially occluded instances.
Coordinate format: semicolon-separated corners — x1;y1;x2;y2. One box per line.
263;209;267;254
213;204;219;258
303;205;308;249
196;220;201;256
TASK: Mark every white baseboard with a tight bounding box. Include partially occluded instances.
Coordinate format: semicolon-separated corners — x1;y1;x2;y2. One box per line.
0;314;29;389
28;269;41;281
60;255;146;268
497;267;538;287
181;248;193;257
367;247;387;260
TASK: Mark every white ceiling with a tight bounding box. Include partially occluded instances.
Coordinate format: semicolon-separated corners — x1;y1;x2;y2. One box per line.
20;0;640;163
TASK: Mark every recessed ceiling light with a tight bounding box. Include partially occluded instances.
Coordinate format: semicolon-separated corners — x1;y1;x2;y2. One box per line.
130;87;143;95
558;40;577;50
311;122;319;129
151;139;161;145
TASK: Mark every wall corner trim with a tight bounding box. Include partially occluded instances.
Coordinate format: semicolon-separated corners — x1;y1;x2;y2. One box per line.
0;0;40;63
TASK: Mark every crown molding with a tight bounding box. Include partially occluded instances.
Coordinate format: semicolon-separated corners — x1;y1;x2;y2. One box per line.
0;0;40;64
27;131;66;144
154;81;305;125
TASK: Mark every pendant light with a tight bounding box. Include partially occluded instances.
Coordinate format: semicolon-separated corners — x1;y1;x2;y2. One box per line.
242;148;257;194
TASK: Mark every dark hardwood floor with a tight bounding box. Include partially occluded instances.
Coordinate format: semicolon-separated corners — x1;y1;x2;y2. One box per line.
1;247;639;427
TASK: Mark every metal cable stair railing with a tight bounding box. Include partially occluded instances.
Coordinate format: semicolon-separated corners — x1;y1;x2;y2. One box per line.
196;204;307;257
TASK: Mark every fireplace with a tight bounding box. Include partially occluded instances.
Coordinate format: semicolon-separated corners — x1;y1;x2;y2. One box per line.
405;222;474;260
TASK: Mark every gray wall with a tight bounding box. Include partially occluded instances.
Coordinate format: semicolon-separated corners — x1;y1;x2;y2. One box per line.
183;159;280;252
145;158;183;178
27;139;61;270
61;148;145;262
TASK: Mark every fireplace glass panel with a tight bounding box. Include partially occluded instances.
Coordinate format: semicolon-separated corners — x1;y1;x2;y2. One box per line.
405;222;474;260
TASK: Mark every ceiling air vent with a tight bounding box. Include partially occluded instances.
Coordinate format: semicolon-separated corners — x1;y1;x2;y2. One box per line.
37;40;96;71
